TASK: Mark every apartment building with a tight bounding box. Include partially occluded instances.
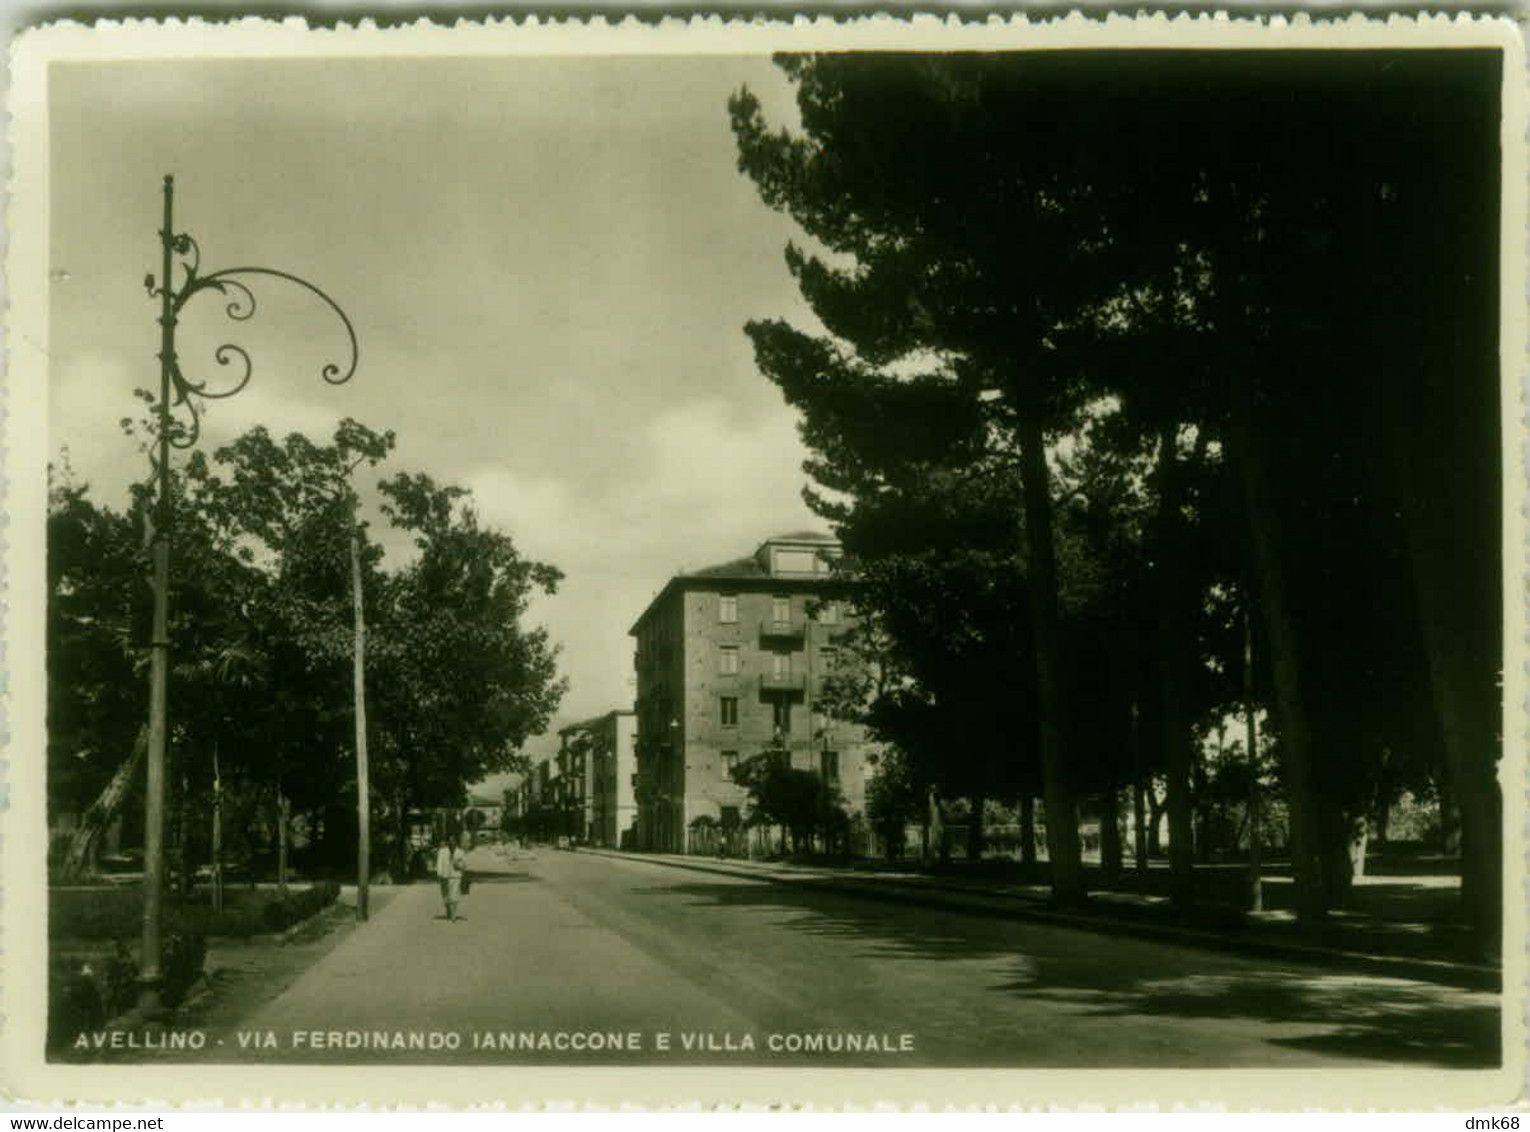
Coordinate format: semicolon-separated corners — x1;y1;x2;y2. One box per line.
507;755;557;839
629;532;873;853
556;710;638;847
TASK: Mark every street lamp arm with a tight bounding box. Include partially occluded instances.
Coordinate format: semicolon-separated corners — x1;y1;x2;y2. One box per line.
172;264;360;387
149;259;360;451
163;357;214;450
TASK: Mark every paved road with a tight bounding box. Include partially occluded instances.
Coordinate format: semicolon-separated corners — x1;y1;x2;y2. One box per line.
190;847;1499;1068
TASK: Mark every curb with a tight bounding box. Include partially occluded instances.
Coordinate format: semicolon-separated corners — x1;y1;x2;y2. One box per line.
578;847;1500;992
276;897;350;945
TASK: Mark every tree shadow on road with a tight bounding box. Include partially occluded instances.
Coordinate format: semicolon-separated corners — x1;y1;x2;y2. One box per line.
465;873;539;885
626;878;1499;1069
997;969;1499;1068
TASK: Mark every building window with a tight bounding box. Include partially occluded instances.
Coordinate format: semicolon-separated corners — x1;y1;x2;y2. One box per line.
719;646;739;675
773;548;818;575
720;697;739;727
820;750;840;783
818;601;839;624
719;594;738;623
819;646;838;671
771;649;791;678
721;749;740;781
771;595;790;624
772;700;792;734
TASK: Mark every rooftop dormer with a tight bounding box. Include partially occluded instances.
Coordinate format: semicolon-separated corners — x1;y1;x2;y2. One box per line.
753;532;841;578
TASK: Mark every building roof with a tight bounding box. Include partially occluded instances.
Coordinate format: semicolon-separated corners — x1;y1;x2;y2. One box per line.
682;532;840;582
628;532;847;635
688;554;768;581
557;708;636;737
768;530;838;543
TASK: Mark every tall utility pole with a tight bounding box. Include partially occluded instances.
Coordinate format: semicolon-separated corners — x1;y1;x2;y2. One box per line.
1130;696;1148;873
138;174;358;1012
350;502;371;921
211;745;224;914
1245;603;1263;914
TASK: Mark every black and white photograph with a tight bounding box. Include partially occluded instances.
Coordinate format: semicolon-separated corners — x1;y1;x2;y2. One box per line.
5;14;1524;1109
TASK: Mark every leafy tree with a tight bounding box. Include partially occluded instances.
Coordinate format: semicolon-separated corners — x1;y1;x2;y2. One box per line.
369;470;568;867
48;464;151;876
734;750;848;855
49;420;569;889
180;420;395;879
731;54;1168;902
827;487;1040;810
863;748;922;860
48;463;147;823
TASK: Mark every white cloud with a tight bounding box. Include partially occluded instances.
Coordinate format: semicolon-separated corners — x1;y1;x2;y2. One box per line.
633;397;820;561
458;393;820;728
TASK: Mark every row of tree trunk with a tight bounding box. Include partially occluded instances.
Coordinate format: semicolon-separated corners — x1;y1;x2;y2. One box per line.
1013;373;1498;950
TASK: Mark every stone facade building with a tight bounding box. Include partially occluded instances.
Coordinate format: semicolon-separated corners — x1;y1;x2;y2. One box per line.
629;532;874;853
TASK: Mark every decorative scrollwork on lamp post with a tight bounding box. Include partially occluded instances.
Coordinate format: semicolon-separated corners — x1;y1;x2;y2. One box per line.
137;175;359;1013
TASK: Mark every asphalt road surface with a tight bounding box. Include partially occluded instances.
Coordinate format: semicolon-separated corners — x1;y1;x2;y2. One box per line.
167;846;1500;1068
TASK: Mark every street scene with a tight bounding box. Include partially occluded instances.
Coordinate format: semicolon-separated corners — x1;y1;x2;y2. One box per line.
72;847;1500;1069
31;26;1513;1088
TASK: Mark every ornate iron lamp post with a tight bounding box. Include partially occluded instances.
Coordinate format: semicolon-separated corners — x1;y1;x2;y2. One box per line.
139;174;359;1012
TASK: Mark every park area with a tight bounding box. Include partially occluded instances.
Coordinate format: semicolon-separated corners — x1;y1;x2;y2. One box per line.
48;879;342;1051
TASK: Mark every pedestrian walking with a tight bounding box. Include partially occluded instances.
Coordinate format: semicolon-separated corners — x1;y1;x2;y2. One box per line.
434;832;466;921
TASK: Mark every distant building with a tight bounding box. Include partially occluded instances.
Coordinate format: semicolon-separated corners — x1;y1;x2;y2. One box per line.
464;794;503;834
502;780;526;825
554;726;589;840
629;532;874;854
557;710;638;848
508;756;556;836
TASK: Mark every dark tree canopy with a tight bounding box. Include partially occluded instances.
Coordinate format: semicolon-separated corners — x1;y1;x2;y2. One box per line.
733;49;1502;937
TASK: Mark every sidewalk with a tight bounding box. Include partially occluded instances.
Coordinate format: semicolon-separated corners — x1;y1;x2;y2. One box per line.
577;847;1500;991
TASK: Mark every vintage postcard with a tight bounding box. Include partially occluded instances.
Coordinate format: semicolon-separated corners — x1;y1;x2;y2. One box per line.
4;11;1525;1110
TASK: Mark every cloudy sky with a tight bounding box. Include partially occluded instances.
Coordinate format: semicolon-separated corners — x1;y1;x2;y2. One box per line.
49;55;826;785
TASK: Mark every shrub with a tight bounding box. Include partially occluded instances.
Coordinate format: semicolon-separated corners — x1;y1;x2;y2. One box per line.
161;933;207;1006
259;880;341;933
48;961;104;1049
48;887;144;940
101;940;139;1014
46;931;206;1052
47;941;140;1051
51;882;342;941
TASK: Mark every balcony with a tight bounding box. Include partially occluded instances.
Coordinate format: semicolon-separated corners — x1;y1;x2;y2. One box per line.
758;672;807;697
758;619;805;643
